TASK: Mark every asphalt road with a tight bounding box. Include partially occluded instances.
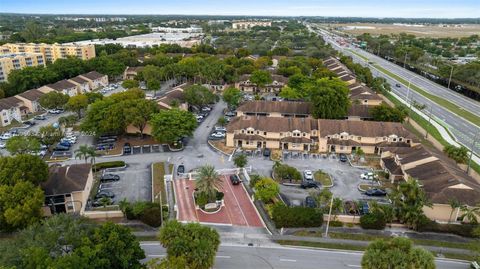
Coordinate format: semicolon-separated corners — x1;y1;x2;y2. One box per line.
308;25;480;156
140;242;470;269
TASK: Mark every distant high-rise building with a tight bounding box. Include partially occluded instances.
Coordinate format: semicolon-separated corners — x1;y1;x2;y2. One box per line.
0;52;45;82
232;21;272;30
0;43;96;64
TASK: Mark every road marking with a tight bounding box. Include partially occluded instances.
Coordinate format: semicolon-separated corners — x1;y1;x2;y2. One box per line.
147;254;166;257
140;243;160;246
346;265;361;268
216;255;231;259
279;258;296;262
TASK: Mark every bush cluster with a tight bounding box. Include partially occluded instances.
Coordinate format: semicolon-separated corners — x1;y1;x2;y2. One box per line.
360;212;387;230
417;221;477;237
93;161;125;171
273;163;302;182
272;204;323;228
123;201;162;227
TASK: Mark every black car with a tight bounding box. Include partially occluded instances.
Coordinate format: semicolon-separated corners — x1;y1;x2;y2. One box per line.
301;180;318;189
395;83;401;88
263;148;271;157
96;190;115;199
365;188;387;196
305;196;317;208
54;144;70;151
177;164;185;175
23;120;35;126
230;174;240;185
339;153;348;162
123;143;131;154
101;174;120;182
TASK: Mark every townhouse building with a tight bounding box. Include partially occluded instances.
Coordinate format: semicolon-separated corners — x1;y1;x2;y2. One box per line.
39;79;80;96
0;96;24;127
78;71;108;90
68;76;91;93
235;74;288;94
15;88;45;113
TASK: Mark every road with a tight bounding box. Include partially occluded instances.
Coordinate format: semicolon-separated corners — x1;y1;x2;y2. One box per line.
140;242;470;269
307;24;480;156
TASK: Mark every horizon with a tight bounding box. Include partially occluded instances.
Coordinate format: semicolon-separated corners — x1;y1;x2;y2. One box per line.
1;0;479;19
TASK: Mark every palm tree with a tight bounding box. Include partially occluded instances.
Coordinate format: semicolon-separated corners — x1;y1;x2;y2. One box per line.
460;205;480;224
448;199;461;223
86;146;98;166
75;144;91;163
196;165;222;201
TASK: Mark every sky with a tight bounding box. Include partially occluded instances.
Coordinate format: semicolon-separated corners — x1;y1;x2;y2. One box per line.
1;0;479;18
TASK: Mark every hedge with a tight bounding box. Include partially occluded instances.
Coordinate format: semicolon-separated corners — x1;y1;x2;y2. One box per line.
272;204;323;228
418;221;477;238
93;161;125;172
123;201;162;227
360;212;386;230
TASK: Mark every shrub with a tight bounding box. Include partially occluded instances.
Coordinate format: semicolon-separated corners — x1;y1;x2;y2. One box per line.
360;212;386;230
233;154;248;168
273;163;302;182
254;178;280;203
139;207;162;227
195;192;209;208
272;204;323;228
417;221;477;237
329;220;343;227
215;191;224;201
249;174;261;188
93;161;125;171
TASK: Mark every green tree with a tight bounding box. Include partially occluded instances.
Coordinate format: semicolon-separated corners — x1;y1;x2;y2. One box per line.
222;87;243;107
85;92;104;103
443;145;469;164
158;220;220;269
125;99;159;138
233;154;248;168
5;135;41;155
122;79;140;89
250;70;272;89
39;91;70;109
279;86;302;100
448;199;462;224
361;237;435;269
390;179;431;230
21;21;46;42
66;94;89;118
0;154;49;185
360;212;387;230
150;109;197;143
254;177;280;203
37;125;63;148
59;114;79;128
74;145;96;164
370;104;407;123
184;84;216;107
196;165;222;201
147;79;161;96
310;78;350;119
460;205;480;224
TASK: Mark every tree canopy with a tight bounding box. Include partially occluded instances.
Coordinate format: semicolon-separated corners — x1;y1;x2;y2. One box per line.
5;135;41;155
370;104;407;123
183;85;216;107
222;87;243;108
39;91;70;109
150;109;197;143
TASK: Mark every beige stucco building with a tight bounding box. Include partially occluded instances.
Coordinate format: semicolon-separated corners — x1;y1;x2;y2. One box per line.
235;74;288;94
0;43;95;63
0;52;45;82
0;97;25;127
15;88;45;113
79;71;109;90
42;164;94;215
232;21;272;30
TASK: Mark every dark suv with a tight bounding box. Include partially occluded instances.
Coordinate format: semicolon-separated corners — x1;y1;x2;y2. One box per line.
301;180;318;189
229;174;240;185
305;196;317;208
339;153;348;162
100;174;120;182
123;143;131;154
177;164;185;175
96;190;115;199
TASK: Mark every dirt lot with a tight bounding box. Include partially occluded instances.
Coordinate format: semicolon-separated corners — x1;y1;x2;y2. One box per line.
326;23;480;38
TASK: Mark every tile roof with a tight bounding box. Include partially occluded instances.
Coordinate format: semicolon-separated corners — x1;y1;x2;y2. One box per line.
318;119;413;139
233;133;266;141
81;71;105;80
237;101;312;115
69;76;89;84
350;86;382;101
17;88;44;101
157;88;185;106
42;164;92;195
348;104;372;118
47;79;77;91
382;157;403;175
227;116;318;133
0;96;22;110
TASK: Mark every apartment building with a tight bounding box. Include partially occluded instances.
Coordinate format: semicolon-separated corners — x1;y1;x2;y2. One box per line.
123;66;144;80
15;88;45;113
236;101;311;118
232;21;272;30
42;164;94;215
235;74;288;94
226;116;415;154
39;79;80;96
380;146;480;223
68;76;91;93
79;71;108;90
0;97;24;127
0;52;45;82
0;43;95;63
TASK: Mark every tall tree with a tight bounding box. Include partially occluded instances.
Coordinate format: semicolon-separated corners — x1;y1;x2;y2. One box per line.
39;91;69;110
310;78;350;119
222;87;243;108
250;70;272;89
390;179;431;230
124;99;159;138
196;165;222;201
150;109;197;143
75;145;96;164
254;177;280;203
5;135;41;155
66;94;89;118
158;220;220;269
370;104;407;123
184;85;216;107
37;125;63;148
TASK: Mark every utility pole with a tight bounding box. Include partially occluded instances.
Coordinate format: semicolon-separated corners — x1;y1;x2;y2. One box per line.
447;65;454;90
324;196;334;238
467;132;479;175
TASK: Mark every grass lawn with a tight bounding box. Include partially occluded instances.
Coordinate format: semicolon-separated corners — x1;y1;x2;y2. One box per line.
373;64;480;126
314;170;333;187
152;162;167;205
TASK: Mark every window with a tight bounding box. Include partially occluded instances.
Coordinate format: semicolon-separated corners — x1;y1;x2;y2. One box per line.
357;136;361;140
241;130;245;134
264;132;267;135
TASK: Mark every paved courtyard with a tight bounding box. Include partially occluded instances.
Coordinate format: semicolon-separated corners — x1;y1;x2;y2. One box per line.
174;175;264;227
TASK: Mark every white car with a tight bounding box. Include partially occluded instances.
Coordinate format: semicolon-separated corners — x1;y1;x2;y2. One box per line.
201;107;212;112
211;132;225;138
0;141;5;149
360;172;377;180
303;170;313;180
214;126;226;132
0;133;12;140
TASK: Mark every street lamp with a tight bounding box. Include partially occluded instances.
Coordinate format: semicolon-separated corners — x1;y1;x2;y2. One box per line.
406;76;418;109
324;195;334;238
467;132;479;175
447;65;454;90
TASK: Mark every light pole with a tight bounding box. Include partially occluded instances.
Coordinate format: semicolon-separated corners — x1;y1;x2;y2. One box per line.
447;65;454;90
467;132;479;175
406;76;418;110
324;195;334;238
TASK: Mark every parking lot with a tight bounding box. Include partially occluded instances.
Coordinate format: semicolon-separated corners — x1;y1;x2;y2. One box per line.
90;162;152;209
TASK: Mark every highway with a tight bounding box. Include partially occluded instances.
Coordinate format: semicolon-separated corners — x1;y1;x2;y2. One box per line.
140;242;470;269
308;24;480;156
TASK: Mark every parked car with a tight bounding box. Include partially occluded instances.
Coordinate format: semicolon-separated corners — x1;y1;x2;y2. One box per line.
263;148;271;157
365;188;387;196
0;141;5;149
23;120;35;126
225;111;236;117
54;144;70;151
303;170;313;180
48;109;61;114
211;132;225;138
360;172;377;180
34;115;47;120
230;174;241;185
101;174;120;182
339;153;348;162
360;202;370;215
96;190;115;199
301;180;318;189
201;107;212;112
59;141;72;147
177;164;185;175
0;133;12;140
305;196;317;208
123;143;131;154
214;126;227;132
